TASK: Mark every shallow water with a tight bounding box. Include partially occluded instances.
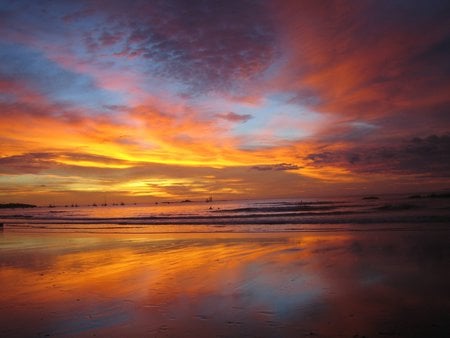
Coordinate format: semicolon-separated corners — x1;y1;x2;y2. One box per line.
0;230;449;337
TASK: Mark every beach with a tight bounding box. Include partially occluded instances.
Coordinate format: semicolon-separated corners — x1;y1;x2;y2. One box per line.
1;228;449;337
2;0;450;336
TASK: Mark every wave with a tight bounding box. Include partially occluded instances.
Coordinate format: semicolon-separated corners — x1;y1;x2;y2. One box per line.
1;197;449;233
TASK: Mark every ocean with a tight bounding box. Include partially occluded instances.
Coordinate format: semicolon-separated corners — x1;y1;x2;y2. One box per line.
2;194;449;233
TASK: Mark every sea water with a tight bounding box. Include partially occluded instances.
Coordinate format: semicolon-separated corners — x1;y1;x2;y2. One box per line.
1;194;449;233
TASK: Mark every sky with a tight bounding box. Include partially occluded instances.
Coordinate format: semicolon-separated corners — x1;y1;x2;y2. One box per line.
0;0;449;204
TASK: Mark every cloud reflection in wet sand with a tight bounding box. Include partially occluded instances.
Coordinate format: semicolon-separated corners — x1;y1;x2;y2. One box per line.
0;231;449;337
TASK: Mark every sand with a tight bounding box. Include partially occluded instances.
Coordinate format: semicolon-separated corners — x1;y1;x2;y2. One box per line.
0;229;449;337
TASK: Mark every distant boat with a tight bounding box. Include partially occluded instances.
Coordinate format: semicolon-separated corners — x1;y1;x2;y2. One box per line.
205;196;213;203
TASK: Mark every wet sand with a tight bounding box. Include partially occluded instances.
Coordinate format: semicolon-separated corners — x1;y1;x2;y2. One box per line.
0;229;449;337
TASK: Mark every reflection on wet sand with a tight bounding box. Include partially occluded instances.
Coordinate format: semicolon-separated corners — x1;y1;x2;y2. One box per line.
0;231;449;337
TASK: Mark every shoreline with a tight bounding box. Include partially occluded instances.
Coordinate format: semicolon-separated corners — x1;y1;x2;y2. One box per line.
2;221;450;235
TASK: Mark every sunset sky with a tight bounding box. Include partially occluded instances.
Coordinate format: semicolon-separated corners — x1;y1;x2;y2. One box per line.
1;0;449;204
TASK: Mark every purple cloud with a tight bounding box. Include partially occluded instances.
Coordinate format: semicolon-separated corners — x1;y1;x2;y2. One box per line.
0;153;56;174
216;112;252;123
305;134;450;177
77;0;276;91
252;163;301;171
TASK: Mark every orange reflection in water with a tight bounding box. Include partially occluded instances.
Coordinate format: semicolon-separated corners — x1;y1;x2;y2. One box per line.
0;231;449;337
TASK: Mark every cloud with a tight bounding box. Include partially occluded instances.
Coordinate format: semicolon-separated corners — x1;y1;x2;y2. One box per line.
1;0;450;202
271;0;450;137
0;153;57;174
305;134;450;177
216;112;252;123
0;42;120;109
68;0;277;92
252;163;301;171
0;151;137;175
0;151;315;202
